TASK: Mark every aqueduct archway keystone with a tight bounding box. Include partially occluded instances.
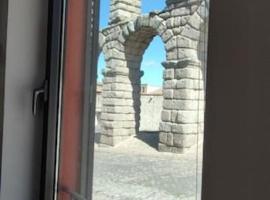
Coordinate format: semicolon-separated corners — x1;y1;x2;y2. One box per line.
98;0;209;153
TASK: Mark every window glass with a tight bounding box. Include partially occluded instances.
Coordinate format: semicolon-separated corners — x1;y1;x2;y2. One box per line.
56;0;210;199
94;0;209;199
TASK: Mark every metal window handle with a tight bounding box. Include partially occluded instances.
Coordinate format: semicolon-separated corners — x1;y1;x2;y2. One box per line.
32;80;48;116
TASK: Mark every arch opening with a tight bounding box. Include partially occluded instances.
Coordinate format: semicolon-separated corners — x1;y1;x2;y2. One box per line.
124;27;166;149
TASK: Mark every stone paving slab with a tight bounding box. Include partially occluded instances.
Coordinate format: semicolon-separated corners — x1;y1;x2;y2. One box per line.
93;133;203;200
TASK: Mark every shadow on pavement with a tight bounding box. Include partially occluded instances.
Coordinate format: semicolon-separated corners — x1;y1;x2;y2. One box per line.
136;131;159;150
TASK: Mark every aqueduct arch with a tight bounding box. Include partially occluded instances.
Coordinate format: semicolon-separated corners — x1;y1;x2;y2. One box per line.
98;0;209;153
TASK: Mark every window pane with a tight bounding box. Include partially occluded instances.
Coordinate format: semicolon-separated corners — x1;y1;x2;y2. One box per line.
55;0;210;199
93;0;209;199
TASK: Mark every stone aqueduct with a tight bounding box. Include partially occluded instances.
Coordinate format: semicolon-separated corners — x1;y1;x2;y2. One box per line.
98;0;209;153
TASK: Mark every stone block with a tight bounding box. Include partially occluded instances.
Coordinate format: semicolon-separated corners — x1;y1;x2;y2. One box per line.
102;106;135;114
99;33;106;49
158;143;172;152
171;111;178;122
136;15;150;28
159;11;171;20
174;16;181;27
167;133;174;146
174;89;204;100
171;123;200;134
127;21;135;33
99;134;114;146
176;79;204;89
175;67;203;79
161;110;171;122
177;134;197;148
166;17;174;28
171;147;184;154
177;48;198;61
110;83;133;91
163;69;175;80
101;120;136;129
165;36;177;52
163;89;174;99
101;113;135;121
156;21;167;35
162;29;174;43
163;99;205;110
149;15;163;30
163;80;177;89
181;25;200;40
103;76;131;84
159;122;172;132
159;132;168;144
196;2;209;19
167;51;178;61
171;7;190;16
176;110;204;123
102;98;133;106
188;11;203;30
102;91;132;99
101;127;136;136
177;36;197;49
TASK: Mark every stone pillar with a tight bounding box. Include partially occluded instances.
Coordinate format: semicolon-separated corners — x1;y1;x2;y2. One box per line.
159;59;204;153
99;58;135;146
109;0;141;25
99;43;144;146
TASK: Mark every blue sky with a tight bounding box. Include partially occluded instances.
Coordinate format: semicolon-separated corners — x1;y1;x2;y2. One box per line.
98;0;166;86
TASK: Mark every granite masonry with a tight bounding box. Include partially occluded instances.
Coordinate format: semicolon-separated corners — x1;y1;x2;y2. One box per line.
98;0;209;153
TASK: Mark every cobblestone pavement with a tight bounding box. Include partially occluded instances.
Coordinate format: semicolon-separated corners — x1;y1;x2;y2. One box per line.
93;133;204;200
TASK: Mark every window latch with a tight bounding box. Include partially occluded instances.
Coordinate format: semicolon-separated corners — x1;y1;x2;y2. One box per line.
32;80;48;116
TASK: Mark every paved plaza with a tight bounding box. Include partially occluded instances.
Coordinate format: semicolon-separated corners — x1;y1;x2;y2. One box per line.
93;132;204;200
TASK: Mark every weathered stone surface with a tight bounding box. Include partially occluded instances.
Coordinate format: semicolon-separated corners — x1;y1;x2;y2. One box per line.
102;91;132;98
159;132;168;144
163;99;204;110
163;89;174;99
102;98;133;106
158;143;172;152
181;25;201;40
167;133;174;146
163;80;177;89
161;110;171;122
176;79;204;89
171;110;178;122
102;120;136;129
159;122;172;132
177;36;197;49
162;29;174;42
177;48;198;61
101;113;135;121
101;128;136;136
163;68;175;80
188;11;203;30
173;134;197;148
176;110;204;123
165;36;177;52
175;67;203;79
171;7;190;17
174;89;204;100
172;123;201;134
